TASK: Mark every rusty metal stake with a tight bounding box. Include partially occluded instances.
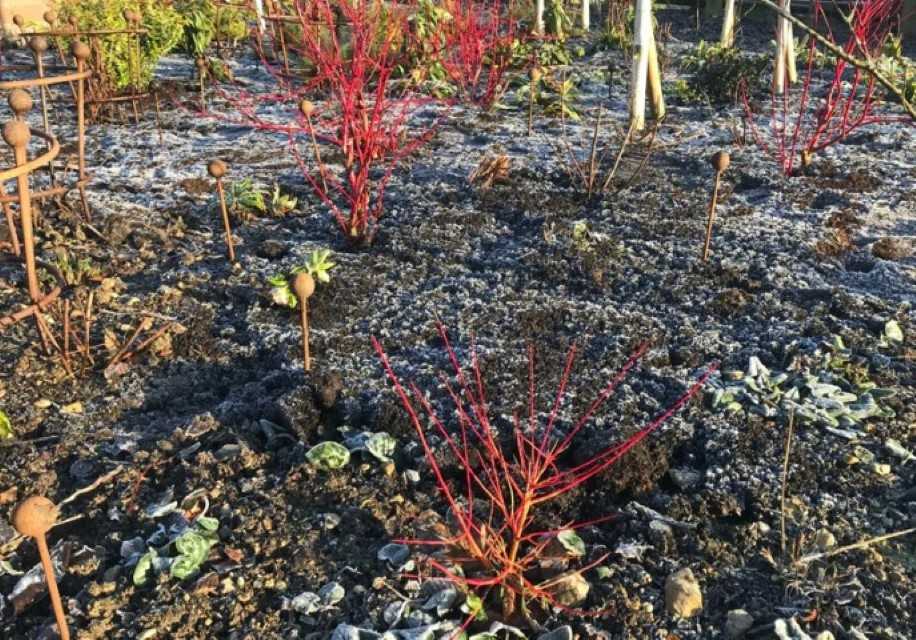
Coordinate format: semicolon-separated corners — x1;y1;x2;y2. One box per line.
208;160;235;262
73;41;92;222
703;151;730;262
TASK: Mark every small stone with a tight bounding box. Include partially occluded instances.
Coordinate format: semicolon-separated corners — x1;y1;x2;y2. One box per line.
724;609;754;638
871;237;910;261
665;568;703;618
814;528;836;551
873;463;891;476
669;467;701;491
34;399;52;409
546;572;589;607
648;520;674;549
60;402;83;415
257;239;288;259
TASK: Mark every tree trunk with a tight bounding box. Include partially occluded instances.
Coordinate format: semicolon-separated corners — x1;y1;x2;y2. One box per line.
720;0;736;47
535;0;545;34
630;0;661;130
582;0;590;31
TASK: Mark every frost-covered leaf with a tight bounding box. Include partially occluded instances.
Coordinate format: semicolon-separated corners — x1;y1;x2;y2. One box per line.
290;591;321;614
556;529;585;557
383;600;409;626
320;581;345;606
366;432;397;462
537;627;573;640
421;582;458;616
133;549;157;586
306;441;350;470
377;543;410;566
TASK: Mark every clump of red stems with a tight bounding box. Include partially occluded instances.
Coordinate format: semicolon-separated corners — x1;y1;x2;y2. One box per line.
744;0;907;175
373;325;715;621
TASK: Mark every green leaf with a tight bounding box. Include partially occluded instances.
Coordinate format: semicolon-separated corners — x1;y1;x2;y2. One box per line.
884;320;903;344
170;553;203;580
306;441;350;470
556;529;586;557
195;516;219;533
462;592;488;622
174;531;211;566
366;432;397;462
133;549;157;587
0;411;13;440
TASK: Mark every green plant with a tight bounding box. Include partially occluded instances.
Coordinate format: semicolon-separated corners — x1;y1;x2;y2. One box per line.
222;178;267;217
681;40;770;104
268;249;336;308
177;0;250;57
133;516;220;585
543;73;580;121
53;247;101;286
306;441;351;469
60;0;185;91
545;0;572;39
404;0;455;97
0;410;12;440
270;184;298;216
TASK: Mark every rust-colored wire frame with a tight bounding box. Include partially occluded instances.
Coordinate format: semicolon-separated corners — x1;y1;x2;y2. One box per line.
18;20;152;126
0;65;93;222
0;122;66;356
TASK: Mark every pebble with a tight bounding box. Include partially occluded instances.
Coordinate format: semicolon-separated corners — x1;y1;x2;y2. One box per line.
665;567;703;618
873;463;891;476
725;609;754;638
814;528;836;550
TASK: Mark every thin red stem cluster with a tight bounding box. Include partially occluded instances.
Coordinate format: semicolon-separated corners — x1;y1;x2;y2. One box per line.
744;0;905;175
373;325;715;620
438;0;521;109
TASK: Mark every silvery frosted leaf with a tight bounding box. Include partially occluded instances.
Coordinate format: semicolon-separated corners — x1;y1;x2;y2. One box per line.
290;591;321;614
832;392;857;403
393;624;442;640
344;431;372;451
120;537;146;562
538;627;573;640
384;600;409;626
0;559;24;576
366;433;397;462
306;441;350;470
885;438;915;463
145;489;178;518
486;622;527;638
726;401;743;413
808;383;841;398
330;624;383;640
770;372;789;387
784;387;800;401
421;583;458;616
377;543;410;566
884;320;903;344
320;581;345;606
615;541;649;560
747;356;769;379
814;398;847;414
468;635;499;640
745;378;762;393
825;426;862;439
556;529;585;557
870;388;896;400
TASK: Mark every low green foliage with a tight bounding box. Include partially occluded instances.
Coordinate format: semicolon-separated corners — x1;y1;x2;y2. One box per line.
60;0;185;90
306;441;351;470
270;184;298;216
0;411;12;440
681;40;770;104
876;36;915;105
133;516;220;586
223;178;267;217
268;250;336;308
177;0;251;57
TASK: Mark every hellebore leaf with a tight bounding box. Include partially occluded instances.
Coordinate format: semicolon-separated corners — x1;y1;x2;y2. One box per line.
556;529;586;557
133;549;157;586
366;432;397;462
306;441;350;470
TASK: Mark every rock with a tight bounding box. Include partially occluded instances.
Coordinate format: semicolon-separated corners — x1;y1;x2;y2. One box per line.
665;567;702;618
724;609;754;638
648;520;674;551
546;572;590;607
256;239;288;259
814;528;836;551
669;467;701;491
872;237;910;261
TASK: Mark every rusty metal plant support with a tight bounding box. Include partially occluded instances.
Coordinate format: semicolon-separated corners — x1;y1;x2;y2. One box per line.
207;160;236;262
293;272;315;371
703;151;730;262
0;42;93;222
0;112;63;349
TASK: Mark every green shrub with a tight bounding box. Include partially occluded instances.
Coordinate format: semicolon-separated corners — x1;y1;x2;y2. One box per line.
176;0;251;57
681;40;770;104
60;0;184;90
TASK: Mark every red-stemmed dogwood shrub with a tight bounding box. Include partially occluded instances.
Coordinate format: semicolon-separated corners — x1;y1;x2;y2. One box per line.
373;325;715;624
744;0;906;175
438;0;521;109
207;0;439;244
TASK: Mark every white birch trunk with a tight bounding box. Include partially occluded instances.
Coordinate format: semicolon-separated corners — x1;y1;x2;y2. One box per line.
647;30;665;121
254;0;266;36
582;0;590;31
720;0;736;47
784;0;797;84
629;0;653;130
774;0;787;94
535;0;545;35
